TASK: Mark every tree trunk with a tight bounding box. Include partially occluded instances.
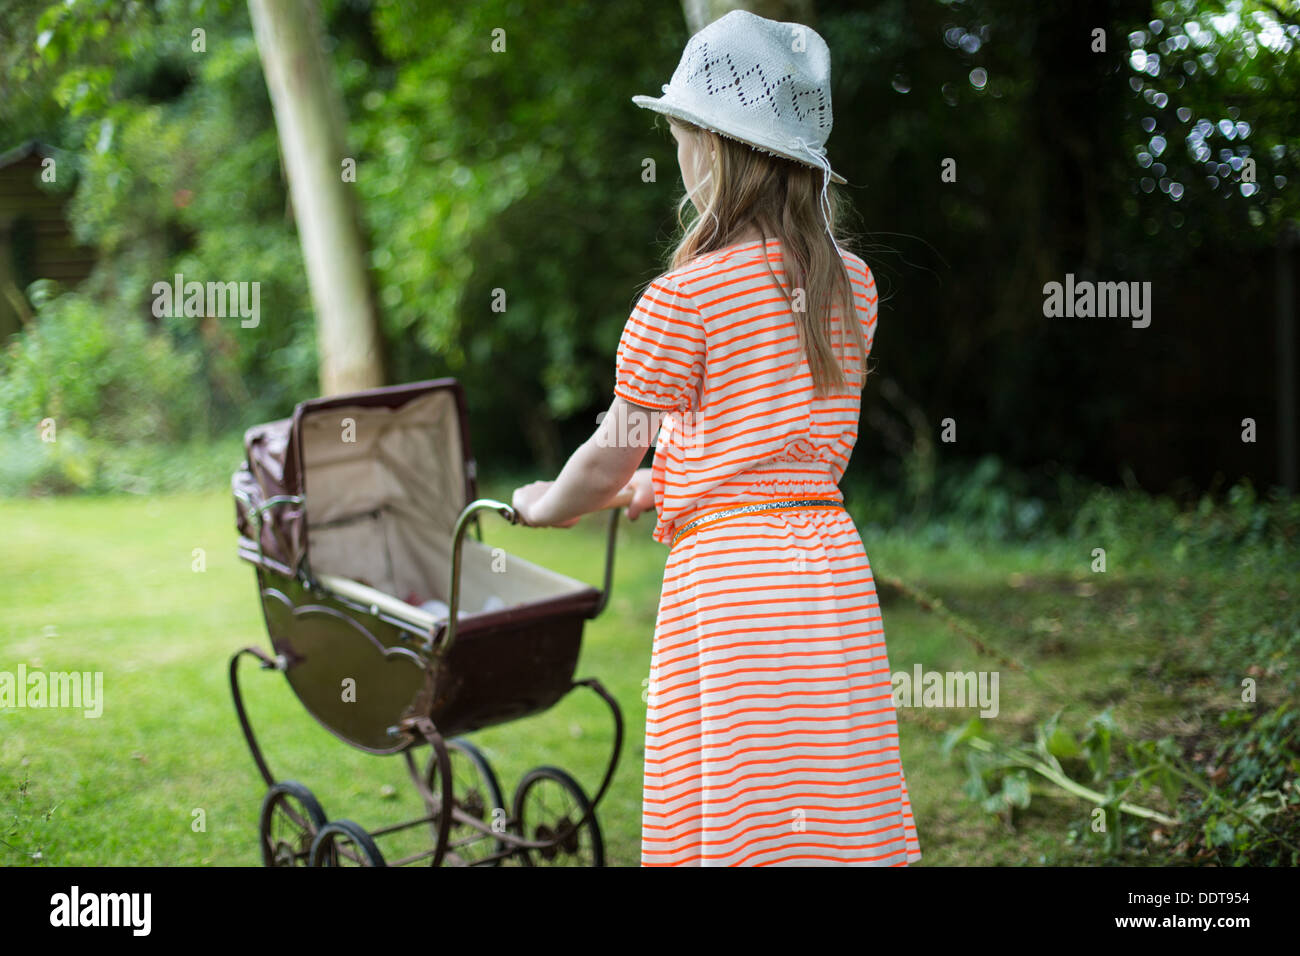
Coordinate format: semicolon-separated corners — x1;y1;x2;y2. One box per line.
248;0;384;395
681;0;816;33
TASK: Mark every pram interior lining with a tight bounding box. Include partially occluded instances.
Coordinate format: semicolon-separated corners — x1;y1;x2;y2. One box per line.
299;389;589;628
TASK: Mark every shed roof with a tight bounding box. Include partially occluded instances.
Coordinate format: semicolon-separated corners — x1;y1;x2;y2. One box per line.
0;140;76;170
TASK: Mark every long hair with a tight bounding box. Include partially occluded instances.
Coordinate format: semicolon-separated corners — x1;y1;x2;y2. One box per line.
661;114;868;396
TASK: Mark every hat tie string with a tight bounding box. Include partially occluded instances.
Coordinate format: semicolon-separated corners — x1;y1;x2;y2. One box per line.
789;136;842;262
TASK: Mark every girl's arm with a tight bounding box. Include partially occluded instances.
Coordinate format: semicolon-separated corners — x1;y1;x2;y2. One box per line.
511;396;659;527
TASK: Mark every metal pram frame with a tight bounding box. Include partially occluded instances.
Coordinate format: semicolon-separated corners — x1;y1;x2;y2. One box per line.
228;379;625;867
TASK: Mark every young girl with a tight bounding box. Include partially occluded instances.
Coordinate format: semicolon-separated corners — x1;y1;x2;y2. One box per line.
511;10;921;867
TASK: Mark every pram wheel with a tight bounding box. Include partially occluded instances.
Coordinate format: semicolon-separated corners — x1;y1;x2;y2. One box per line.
259;781;327;867
425;738;507;866
310;819;387;867
512;766;605;867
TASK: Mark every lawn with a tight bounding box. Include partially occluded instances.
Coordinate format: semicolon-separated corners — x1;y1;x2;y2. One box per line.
1;487;1292;865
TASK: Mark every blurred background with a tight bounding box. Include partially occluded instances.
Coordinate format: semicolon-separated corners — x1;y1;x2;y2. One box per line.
2;0;1296;503
1;0;1297;867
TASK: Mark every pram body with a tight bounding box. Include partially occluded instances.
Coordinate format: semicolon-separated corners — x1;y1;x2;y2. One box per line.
229;379;624;866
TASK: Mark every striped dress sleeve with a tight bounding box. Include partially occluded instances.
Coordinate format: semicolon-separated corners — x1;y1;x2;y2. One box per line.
614;275;706;413
849;256;879;359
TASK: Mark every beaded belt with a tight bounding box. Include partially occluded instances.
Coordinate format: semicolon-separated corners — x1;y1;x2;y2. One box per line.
669;496;846;550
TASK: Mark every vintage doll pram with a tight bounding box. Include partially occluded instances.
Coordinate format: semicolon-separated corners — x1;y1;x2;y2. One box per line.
229;379;625;867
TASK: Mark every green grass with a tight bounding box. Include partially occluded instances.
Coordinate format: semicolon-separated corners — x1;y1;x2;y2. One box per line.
1;489;1292;865
0;489;665;866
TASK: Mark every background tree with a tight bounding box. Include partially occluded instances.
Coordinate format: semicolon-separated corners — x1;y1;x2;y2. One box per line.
248;0;384;394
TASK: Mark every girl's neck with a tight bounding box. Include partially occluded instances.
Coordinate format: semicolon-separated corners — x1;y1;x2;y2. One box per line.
712;228;770;254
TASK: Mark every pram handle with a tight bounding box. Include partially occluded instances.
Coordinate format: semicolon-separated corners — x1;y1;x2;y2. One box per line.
505;487;636;527
233;488;305;572
436;493;627;656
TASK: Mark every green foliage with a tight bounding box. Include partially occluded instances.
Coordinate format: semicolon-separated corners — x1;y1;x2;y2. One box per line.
0;285;244;494
947;705;1300;865
848;454;1050;543
945;708;1175;854
1069;477;1300;568
1121;0;1300;253
1;0;686;467
926;485;1300;867
1186;705;1300;866
0;429;246;497
5;0;1299;479
0;773;57;864
0;285;204;442
351;0;684;463
53;3;319;423
848;447;1300;572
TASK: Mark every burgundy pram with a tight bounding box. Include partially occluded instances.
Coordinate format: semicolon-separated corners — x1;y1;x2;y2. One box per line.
229;379;625;866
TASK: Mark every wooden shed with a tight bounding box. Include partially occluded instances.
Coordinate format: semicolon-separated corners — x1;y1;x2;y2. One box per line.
0;141;96;340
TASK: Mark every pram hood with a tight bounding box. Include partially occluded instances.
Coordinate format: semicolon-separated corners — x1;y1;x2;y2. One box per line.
233;379;475;580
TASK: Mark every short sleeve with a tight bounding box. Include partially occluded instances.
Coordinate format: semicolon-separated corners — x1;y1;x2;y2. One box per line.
850;257;879;357
614;275;706;413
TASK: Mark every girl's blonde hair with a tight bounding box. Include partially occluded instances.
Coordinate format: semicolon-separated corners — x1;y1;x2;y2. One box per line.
663;115;868;396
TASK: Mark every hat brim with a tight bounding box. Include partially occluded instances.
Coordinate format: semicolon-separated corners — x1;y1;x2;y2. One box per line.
633;94;848;185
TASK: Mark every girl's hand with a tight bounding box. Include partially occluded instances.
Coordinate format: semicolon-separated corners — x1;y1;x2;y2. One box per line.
511;480;580;528
623;468;656;521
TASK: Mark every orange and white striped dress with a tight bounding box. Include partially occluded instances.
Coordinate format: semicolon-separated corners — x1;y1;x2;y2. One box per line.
614;237;922;867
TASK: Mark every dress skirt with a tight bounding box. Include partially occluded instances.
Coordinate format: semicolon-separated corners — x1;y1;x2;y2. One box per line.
639;503;923;867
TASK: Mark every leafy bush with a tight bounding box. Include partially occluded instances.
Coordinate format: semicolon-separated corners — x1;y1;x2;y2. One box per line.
1;285;205;440
847;450;1299;564
0;427;245;497
847;453;1054;543
0;286;231;494
1069;478;1300;568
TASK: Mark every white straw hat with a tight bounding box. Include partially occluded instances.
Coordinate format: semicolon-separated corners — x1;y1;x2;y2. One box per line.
632;9;846;185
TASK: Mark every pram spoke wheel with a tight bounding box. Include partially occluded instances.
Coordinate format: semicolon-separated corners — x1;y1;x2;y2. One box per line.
425;738;507;866
512;766;605;867
259;781;327;868
310;819;387;867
